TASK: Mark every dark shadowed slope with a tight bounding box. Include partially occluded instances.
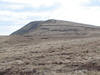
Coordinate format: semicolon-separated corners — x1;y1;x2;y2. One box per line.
11;21;43;35
11;19;100;37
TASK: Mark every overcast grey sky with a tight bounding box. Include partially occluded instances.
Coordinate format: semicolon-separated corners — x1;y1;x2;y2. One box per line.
0;0;100;35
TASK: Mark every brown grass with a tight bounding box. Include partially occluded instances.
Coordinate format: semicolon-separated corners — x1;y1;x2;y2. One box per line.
0;36;100;75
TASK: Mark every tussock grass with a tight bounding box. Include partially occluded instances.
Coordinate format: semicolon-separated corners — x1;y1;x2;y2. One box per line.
0;36;100;75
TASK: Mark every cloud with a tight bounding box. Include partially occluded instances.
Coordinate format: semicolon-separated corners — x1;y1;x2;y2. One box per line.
1;0;58;7
85;0;100;6
49;0;100;26
0;4;60;12
0;0;100;35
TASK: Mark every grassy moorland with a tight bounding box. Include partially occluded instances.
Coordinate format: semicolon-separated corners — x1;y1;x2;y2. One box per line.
0;36;100;75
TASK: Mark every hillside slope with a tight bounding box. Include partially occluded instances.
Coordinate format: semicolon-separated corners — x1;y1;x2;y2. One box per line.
11;19;100;38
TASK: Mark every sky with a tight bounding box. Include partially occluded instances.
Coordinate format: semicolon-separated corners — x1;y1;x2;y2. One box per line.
0;0;100;35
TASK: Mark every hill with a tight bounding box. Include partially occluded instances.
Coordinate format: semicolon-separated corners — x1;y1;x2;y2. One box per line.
11;19;100;38
0;19;100;75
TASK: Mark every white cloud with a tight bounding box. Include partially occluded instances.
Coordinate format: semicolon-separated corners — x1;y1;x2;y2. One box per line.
7;5;25;10
49;0;100;26
1;0;57;7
